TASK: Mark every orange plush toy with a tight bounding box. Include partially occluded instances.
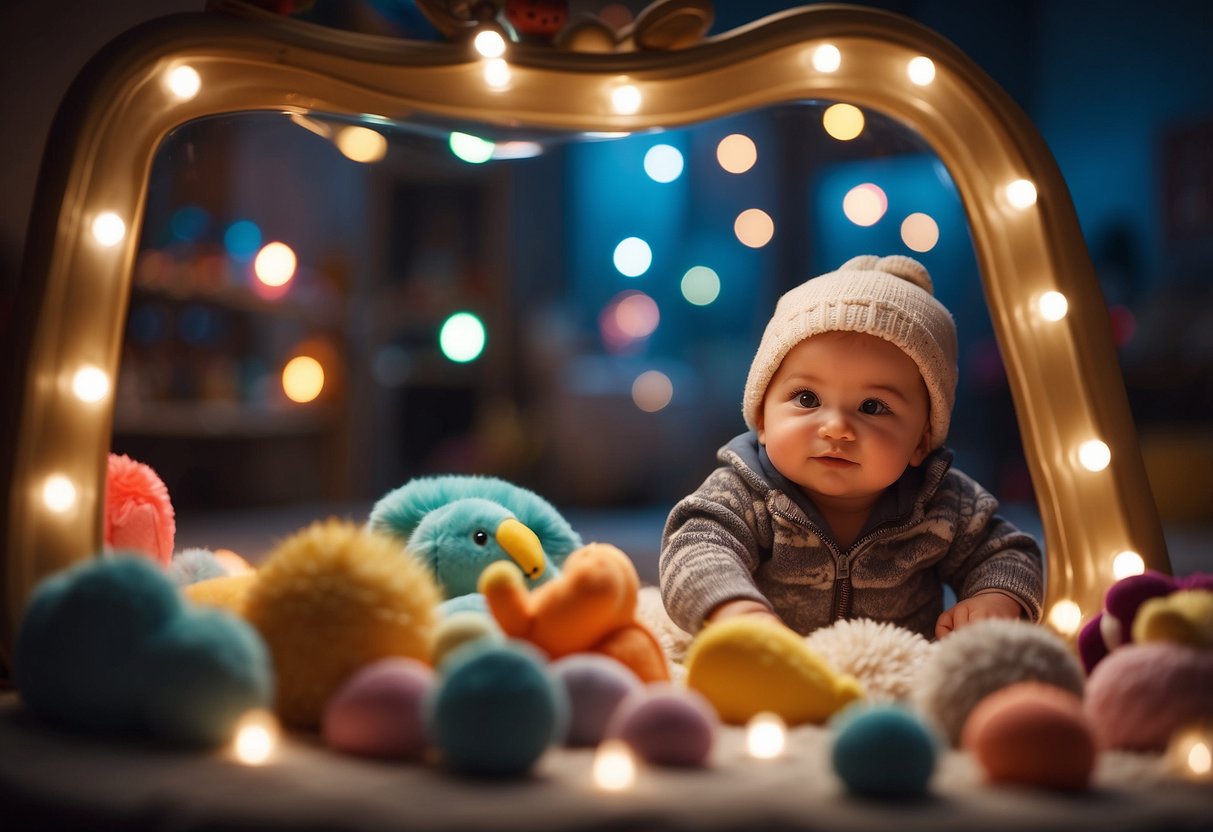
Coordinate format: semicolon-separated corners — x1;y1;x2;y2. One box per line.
479;543;670;683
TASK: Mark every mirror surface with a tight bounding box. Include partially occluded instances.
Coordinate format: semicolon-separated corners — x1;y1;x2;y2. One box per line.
116;102;1035;575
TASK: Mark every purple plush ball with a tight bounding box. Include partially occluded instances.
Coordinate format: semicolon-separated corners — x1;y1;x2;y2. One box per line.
550;654;644;747
323;657;434;759
606;684;718;767
1085;642;1213;751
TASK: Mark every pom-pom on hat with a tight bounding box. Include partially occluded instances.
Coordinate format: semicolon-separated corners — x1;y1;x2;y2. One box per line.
742;255;958;450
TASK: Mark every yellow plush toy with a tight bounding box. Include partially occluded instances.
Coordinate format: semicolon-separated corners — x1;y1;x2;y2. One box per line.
1133;589;1213;649
684;617;864;725
478;542;671;682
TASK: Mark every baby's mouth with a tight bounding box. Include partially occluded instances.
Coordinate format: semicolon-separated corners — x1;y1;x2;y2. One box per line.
814;455;856;467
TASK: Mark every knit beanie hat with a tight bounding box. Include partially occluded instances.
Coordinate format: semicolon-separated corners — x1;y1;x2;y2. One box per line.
742;254;958;450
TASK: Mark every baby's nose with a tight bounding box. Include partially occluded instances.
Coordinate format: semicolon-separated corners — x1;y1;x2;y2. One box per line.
818;409;855;440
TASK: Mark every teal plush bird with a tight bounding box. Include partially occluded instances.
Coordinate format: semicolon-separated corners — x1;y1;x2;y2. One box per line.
368;476;582;613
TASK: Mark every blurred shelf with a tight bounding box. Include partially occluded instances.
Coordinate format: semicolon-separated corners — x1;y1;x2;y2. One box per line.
113;400;337;437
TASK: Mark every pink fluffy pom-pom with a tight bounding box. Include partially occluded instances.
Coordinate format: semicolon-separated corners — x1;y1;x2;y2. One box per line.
1085;642;1213;751
105;453;175;567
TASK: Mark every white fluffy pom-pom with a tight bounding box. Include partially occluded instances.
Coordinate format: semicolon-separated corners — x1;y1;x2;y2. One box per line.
912;619;1084;746
166;547;228;586
804;618;934;703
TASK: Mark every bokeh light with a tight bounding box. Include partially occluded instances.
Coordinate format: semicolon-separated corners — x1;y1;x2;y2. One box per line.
72;366;110;403
473;29;507;58
439;312;487;363
170;205;210;242
224;220;262;260
449;132;495;164
1047;599;1082;636
1006;179;1038;208
680;266;721;306
632;370;674;412
165;65;201;100
611;84;642;115
42;475;77;513
644;144;684;183
907;56;936;85
254;242;297;287
717;133;757;174
1038;291;1069;322
282;355;325;404
746;712;787;759
91;212;126;247
593;739;636;791
734;208;775;248
842;183;888;226
1112;550;1145;580
615;291;660;338
613;237;653;277
812;43;841;72
483;57;511;89
900;212;940;252
1078;439;1111;472
822;103;864;141
231;710;280;766
335;126;387;163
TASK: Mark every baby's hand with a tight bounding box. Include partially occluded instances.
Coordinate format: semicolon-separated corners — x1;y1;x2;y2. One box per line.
707;598;783;627
935;591;1023;639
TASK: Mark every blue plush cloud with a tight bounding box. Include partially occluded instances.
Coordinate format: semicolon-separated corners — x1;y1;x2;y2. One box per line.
14;554;273;746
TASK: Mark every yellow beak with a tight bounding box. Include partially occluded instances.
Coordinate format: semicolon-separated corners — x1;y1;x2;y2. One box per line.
495;517;546;580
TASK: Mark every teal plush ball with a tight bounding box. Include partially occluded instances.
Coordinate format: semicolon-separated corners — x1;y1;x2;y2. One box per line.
139;607;274;747
14;555;182;734
424;641;568;776
831;705;938;800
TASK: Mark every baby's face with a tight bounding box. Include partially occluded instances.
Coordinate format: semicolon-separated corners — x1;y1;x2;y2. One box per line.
757;331;931;506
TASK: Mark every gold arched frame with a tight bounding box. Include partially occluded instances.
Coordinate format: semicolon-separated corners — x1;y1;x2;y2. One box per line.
1;3;1170;658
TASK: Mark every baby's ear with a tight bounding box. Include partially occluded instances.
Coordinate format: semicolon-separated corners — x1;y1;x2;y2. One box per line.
909;424;931;466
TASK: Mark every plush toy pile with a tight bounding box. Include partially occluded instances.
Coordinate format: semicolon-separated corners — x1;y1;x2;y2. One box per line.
12;463;1213;796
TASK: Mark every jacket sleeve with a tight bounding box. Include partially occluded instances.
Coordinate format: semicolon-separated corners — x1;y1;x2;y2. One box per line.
659;466;775;633
932;470;1045;622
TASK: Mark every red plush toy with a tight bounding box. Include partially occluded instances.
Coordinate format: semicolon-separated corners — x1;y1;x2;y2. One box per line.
104;453;175;567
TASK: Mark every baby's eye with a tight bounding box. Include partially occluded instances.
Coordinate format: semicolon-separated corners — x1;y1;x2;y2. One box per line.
795;391;820;408
859;398;891;415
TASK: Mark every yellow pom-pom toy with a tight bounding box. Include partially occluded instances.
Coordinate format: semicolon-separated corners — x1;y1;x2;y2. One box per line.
684;617;864;725
1133;590;1213;649
243;519;441;729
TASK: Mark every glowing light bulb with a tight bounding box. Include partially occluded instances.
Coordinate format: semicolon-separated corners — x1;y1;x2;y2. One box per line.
335;126;387;163
254;242;297;287
812;44;841;73
449;132;495;164
643;144;684;183
900;212;940;252
681;266;720;306
439;312;487;363
613;237;652;277
1078;439;1111;472
72;366;110;402
842;184;888;227
1006;179;1038;209
1112;550;1145;580
165;65;201;100
232;710;280;766
632;370;673;413
92;212;126;247
1048;599;1082;636
1168;726;1213;781
746;712;787;759
907;56;936;85
1038;291;1069;321
473;29;507;59
593;740;636;791
611;84;642;115
717;134;757;174
734;208;775;248
282;355;324;403
42;475;77;513
822;103;864;141
483;58;511;89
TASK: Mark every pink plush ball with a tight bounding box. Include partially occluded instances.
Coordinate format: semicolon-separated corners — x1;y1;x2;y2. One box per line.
605;684;717;767
550;654;644;747
322;657;434;758
962;682;1095;791
1085;642;1213;751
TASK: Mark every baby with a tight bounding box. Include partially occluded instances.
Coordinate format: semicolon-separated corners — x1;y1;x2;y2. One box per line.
660;255;1043;640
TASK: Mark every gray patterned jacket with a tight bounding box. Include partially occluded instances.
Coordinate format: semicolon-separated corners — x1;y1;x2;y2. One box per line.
659;432;1044;639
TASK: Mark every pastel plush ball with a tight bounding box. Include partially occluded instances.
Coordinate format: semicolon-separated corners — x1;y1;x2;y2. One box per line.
430;611;504;668
550;653;644;747
913;620;1084;746
961;682;1094;791
244;520;441;729
15;555;271;745
605;684;718;767
831;704;938;800
1085;642;1213;751
323;657;434;759
425;641;568;776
